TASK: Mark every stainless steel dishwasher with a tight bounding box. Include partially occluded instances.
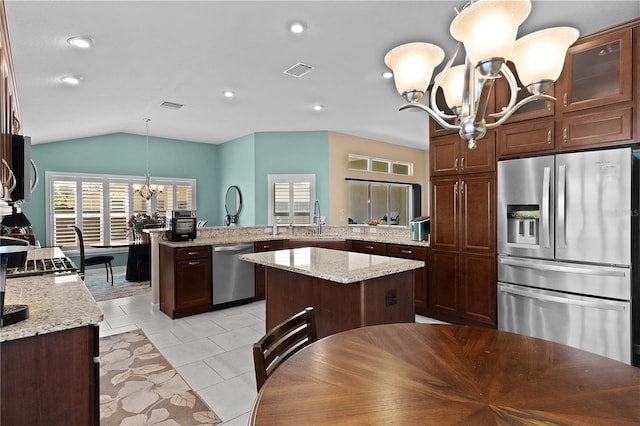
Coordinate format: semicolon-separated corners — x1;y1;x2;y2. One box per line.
211;242;255;307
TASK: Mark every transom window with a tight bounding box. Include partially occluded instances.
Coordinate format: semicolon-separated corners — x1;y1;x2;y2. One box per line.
348;154;412;176
46;171;196;248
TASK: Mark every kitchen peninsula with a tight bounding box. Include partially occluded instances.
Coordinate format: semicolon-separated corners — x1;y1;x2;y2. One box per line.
0;247;103;425
241;247;423;338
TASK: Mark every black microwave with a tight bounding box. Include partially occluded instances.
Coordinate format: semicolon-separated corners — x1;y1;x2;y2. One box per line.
165;210;197;241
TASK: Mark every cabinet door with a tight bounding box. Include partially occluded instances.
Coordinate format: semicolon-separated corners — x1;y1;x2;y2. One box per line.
428;250;459;316
430;135;460;176
460;131;495;174
387;244;429;315
558;105;633;150
460;253;496;326
498;118;555;158
558;29;633;113
430;176;459;252
460;174;495;254
176;259;212;310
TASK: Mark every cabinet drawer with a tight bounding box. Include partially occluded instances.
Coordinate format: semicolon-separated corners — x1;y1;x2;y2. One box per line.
255;240;285;252
386;244;427;260
350;240;386;255
176;246;211;261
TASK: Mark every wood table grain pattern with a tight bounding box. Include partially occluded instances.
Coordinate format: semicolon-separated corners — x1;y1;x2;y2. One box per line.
250;323;640;425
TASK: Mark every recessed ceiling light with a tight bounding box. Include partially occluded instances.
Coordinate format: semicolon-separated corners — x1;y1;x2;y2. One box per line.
382;71;393;79
289;21;307;34
313;104;323;111
60;75;82;85
67;36;94;49
223;90;235;98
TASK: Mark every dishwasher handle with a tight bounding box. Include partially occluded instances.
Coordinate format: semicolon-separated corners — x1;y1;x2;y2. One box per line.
213;244;254;253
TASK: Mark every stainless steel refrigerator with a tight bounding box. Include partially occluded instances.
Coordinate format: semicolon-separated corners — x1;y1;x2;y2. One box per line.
497;147;638;365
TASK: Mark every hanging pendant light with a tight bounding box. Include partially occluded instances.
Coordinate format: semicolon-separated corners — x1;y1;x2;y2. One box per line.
132;118;164;200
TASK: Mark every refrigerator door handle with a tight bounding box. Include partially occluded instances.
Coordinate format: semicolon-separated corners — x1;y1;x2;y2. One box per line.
557;164;566;249
499;256;627;277
498;284;629;311
541;166;551;249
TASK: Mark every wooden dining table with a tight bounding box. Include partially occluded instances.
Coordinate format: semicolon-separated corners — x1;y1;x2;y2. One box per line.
250;323;640;425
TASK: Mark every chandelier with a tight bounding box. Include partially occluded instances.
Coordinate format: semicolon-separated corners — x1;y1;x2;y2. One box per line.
133;118;164;200
384;0;579;149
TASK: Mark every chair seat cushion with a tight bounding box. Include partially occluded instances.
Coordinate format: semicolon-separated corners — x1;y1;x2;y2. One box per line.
85;255;115;264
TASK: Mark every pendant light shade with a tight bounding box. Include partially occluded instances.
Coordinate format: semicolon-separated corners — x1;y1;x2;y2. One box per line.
384;42;445;99
511;27;580;90
450;0;531;67
435;65;467;110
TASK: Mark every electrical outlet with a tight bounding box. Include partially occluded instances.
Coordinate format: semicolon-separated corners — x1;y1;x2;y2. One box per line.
386;289;397;306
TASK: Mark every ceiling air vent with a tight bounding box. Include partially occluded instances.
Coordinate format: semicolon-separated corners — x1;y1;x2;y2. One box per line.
283;62;314;78
160;101;184;110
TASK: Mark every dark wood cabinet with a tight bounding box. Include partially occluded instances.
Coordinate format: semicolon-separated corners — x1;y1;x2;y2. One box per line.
387;244;429;316
254;239;286;301
429;173;496;327
557;28;633;114
498;118;555;158
159;245;212;319
1;325;99;425
557;104;633;150
349;240;387;255
430;133;495;177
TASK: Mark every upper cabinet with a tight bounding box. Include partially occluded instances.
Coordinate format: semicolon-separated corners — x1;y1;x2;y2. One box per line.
430;132;495;177
557;28;633;113
495;61;555;123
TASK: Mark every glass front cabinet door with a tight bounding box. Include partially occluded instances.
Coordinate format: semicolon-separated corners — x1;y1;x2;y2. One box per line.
557;28;633;113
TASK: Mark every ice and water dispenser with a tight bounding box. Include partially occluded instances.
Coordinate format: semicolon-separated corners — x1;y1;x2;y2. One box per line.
506;205;539;246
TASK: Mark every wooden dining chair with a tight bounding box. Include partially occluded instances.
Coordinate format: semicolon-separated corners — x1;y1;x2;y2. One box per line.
70;226;115;285
253;306;317;391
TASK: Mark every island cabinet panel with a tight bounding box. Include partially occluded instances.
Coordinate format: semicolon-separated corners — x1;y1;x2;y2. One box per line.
160;245;212;319
387;244;429;316
254;239;286;301
349;239;387;255
1;325;98;425
264;267;415;339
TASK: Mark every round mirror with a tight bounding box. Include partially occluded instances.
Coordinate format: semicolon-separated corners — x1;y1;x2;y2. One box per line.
224;185;243;225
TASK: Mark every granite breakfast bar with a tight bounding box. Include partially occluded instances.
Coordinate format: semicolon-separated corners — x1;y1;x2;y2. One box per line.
240;247;424;338
0;247;103;425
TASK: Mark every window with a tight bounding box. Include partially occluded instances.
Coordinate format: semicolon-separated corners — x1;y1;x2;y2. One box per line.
268;174;315;225
46;172;196;247
347;154;412;176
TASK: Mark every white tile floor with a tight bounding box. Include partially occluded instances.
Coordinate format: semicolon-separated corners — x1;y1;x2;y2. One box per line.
98;292;445;424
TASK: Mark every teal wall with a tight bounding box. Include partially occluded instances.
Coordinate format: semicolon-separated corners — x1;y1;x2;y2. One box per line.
218;133;256;226
254;131;329;224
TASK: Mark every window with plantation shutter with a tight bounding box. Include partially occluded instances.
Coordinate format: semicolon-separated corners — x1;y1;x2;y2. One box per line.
46;172;196;248
268;174;315;226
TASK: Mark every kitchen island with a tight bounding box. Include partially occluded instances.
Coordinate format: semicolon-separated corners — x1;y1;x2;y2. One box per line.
240;247;424;338
0;248;103;425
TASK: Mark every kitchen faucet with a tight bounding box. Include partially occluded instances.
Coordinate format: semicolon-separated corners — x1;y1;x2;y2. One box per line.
313;200;322;234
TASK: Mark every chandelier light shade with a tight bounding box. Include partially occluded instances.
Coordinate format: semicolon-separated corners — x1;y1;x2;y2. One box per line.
133;118;164;200
384;0;579;149
511;27;580;92
384;42;445;102
449;0;531;68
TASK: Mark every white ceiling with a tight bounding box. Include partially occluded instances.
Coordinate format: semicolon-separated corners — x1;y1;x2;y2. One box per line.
5;1;640;149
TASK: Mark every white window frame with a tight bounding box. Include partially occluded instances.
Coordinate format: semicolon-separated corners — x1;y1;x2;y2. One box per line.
348;154;413;176
267;174;316;226
45;171;196;250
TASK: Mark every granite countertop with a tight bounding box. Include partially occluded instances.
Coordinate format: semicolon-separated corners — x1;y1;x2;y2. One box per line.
240;247;424;284
159;225;430;249
0;270;103;342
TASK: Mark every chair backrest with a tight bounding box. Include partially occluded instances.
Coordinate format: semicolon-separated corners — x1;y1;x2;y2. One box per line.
70;225;86;274
253;306;317;391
